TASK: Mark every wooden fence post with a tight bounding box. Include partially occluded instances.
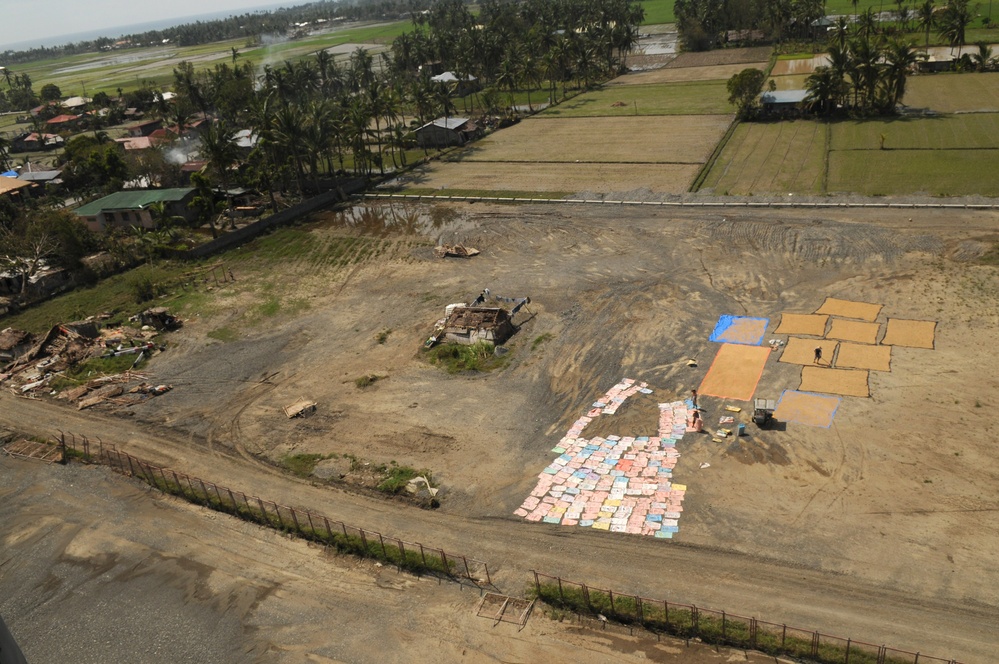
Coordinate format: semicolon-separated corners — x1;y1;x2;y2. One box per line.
533;571;541;596
845;638;851;664
609;589;615;615
420;543;428;568
397;540;406;571
636;596;644;624
557;577;565;603
722;611;726;639
583;583;591;611
359;529;369;555
289;507;301;532
440;550;450;575
378;532;387;558
125;454;136;476
271;502;284;528
462;556;471;580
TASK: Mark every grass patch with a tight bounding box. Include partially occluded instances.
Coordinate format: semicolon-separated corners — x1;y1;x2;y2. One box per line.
354;374;385;389
50;354;148;390
425;342;509;374
828;148;999;196
376;465;433;495
980;243;999;265
531;332;554;350
376;329;392;344
531;580;922;664
0;263;186;335
281;453;328;478
207;326;240;343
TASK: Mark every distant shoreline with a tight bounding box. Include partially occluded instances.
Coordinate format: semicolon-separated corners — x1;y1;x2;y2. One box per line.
3;1;290;52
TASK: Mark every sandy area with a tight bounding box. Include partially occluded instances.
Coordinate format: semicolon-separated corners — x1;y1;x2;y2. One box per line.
3;202;999;662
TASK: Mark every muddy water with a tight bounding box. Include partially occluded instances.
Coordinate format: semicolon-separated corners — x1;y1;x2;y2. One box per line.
325;201;482;237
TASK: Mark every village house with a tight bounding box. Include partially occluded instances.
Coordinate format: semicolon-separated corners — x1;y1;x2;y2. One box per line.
45;114;82;131
126;119;163;137
442;307;516;345
415;117;480;149
73;188;197;233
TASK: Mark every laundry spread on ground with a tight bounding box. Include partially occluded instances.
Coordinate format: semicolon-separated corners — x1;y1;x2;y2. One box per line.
516;379;688;538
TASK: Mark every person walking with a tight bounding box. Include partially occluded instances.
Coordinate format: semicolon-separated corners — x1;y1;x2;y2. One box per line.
690;389;698;407
813;346;823;364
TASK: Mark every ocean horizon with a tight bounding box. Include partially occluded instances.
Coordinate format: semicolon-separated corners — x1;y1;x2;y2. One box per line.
4;1;292;52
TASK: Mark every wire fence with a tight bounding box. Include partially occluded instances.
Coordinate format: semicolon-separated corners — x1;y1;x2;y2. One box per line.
361;192;999;211
530;571;962;664
54;431;491;585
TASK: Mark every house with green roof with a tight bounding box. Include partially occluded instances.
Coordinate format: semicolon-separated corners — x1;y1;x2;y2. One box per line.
73;188;196;233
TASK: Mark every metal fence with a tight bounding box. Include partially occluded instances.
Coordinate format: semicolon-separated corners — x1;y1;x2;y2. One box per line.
531;571;961;664
54;432;491;585
361;192;999;211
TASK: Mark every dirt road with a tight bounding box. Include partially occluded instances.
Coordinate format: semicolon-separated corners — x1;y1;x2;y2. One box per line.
3;202;999;662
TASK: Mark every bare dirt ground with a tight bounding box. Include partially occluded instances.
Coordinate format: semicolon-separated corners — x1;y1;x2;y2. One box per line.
611;62;767;85
665;47;773;68
3;202;999;662
0;460;780;664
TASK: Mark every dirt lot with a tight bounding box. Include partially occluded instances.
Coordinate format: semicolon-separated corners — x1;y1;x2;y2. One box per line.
665;47;773;68
0;460;777;664
612;62;767;85
3;202;999;662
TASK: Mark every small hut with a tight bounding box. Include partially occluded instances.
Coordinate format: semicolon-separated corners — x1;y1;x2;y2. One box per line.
442;307;515;345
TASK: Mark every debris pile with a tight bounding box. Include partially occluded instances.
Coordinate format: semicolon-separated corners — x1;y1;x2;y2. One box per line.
433;243;480;259
1;311;180;410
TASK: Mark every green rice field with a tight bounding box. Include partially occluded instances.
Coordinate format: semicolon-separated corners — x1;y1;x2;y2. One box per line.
828;149;999;196
700;121;826;194
830;114;999;151
904;72;999;113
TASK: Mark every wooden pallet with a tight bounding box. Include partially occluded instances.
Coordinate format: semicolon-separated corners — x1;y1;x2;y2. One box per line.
475;592;535;628
2;439;63;463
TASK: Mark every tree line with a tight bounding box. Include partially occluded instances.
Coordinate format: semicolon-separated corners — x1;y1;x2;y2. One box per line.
0;0;431;67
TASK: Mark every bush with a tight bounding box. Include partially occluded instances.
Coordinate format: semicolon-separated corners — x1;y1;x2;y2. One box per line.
425;341;509;373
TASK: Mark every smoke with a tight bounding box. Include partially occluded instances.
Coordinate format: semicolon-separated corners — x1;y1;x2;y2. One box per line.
164;147;189;165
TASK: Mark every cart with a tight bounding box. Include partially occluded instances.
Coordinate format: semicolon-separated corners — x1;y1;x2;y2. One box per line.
753;398;776;428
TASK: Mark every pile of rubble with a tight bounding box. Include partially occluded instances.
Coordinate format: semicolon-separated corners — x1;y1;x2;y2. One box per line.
0;308;180;410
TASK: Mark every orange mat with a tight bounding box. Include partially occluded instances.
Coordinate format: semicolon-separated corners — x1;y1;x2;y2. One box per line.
774;390;841;428
815;297;882;322
779;337;838;366
881;318;937;349
826;319;881;344
836;343;891;371
698;343;771;401
799;366;870;398
775;313;829;336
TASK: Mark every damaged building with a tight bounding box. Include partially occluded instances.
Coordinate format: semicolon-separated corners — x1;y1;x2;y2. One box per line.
442;307;516;345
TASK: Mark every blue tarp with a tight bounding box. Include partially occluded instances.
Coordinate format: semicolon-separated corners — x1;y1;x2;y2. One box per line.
708;314;769;346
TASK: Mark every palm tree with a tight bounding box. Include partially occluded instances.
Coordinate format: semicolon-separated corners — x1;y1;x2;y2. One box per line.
971;40;995;70
937;0;974;57
805;66;848;114
916;0;937;50
199;121;239;200
882;39;922;107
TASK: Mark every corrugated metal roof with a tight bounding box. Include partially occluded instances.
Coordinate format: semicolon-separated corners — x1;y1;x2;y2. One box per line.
73;188;195;217
761;90;808;104
18;170;62;181
420;117;470;131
